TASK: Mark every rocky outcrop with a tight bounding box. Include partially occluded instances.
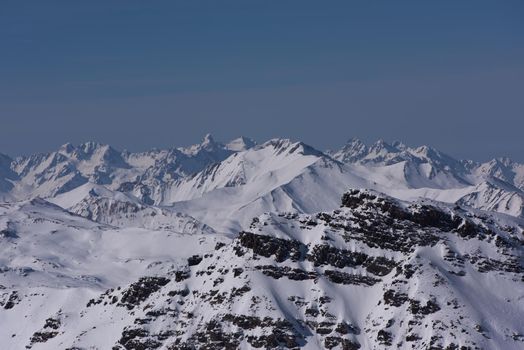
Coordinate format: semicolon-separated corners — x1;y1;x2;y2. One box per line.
4;189;524;350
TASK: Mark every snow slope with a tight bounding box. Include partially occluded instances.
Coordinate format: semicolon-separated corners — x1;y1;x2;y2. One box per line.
1;190;523;349
5;134;252;203
1;135;524;349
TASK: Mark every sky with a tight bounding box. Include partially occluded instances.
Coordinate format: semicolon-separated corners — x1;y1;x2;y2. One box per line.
1;0;523;161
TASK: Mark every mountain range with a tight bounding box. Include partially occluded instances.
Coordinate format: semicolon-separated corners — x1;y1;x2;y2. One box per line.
0;135;523;349
1;134;523;223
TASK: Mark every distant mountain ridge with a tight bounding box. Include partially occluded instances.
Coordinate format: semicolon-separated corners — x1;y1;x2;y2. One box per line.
0;134;255;202
1;135;523;222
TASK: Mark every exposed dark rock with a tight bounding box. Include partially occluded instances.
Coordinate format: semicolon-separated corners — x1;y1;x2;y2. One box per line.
341;190;383;209
118;277;170;310
29;331;59;344
3;291;20;310
377;329;393;346
214;242;226;250
118;328;162;350
43;317;61;330
238;231;306;262
174;270;190;282
364;256;397;276
409;298;441;315
187;255;203;266
230;285;251;298
338;190;485;253
0;224;18;238
256;265;317;281
406;333;422;342
324;270;380;286
324;336;361;350
168;289;189;297
383;289;409;307
307;244;397;277
169;320;241;350
247;329;300;349
28;315;62;347
335;322;360;335
305;308;320;317
307;244;367;268
468;255;524;274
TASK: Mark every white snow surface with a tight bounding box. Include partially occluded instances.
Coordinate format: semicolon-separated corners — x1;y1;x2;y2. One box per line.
1;136;524;349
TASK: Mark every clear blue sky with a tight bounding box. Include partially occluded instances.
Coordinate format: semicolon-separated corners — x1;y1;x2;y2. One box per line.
1;1;523;161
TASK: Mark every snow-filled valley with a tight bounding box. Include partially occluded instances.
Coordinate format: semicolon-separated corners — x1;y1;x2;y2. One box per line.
0;135;523;349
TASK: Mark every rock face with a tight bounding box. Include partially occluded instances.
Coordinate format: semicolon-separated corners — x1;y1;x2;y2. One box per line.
3;189;523;349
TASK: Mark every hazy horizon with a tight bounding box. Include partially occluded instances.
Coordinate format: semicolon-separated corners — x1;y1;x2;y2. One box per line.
1;1;523;161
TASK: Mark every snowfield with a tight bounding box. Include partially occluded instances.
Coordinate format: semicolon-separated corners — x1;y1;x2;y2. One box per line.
0;135;523;349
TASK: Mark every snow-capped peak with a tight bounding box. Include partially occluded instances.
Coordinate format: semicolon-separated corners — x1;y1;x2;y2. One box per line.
1;135;524;222
58;142;75;154
332;138;368;163
366;139;401;158
79;141;105;155
225;136;257;152
391;140;408;151
201;133;215;148
180;133;223;156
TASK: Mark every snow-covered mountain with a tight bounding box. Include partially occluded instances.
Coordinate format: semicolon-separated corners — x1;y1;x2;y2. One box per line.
59;184;216;235
1;135;523;220
5;134;252;203
1;190;523;349
472;157;524;191
331;139;471;188
1;135;524;349
331;138;524;218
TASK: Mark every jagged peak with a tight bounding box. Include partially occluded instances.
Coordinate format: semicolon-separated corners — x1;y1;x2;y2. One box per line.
261;138;325;158
59;142;75;154
489;157;516;168
410;146;469;171
368;139;399;154
391;140;408;151
262;138;295;148
346;137;365;145
201;133;216;147
72;142;124;162
225;136;257;152
179;133;228;157
329;138;368;163
412;145;441;158
342;138;366;150
79;141;104;153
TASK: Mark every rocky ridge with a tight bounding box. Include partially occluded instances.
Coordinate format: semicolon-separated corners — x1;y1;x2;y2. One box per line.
3;190;522;349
